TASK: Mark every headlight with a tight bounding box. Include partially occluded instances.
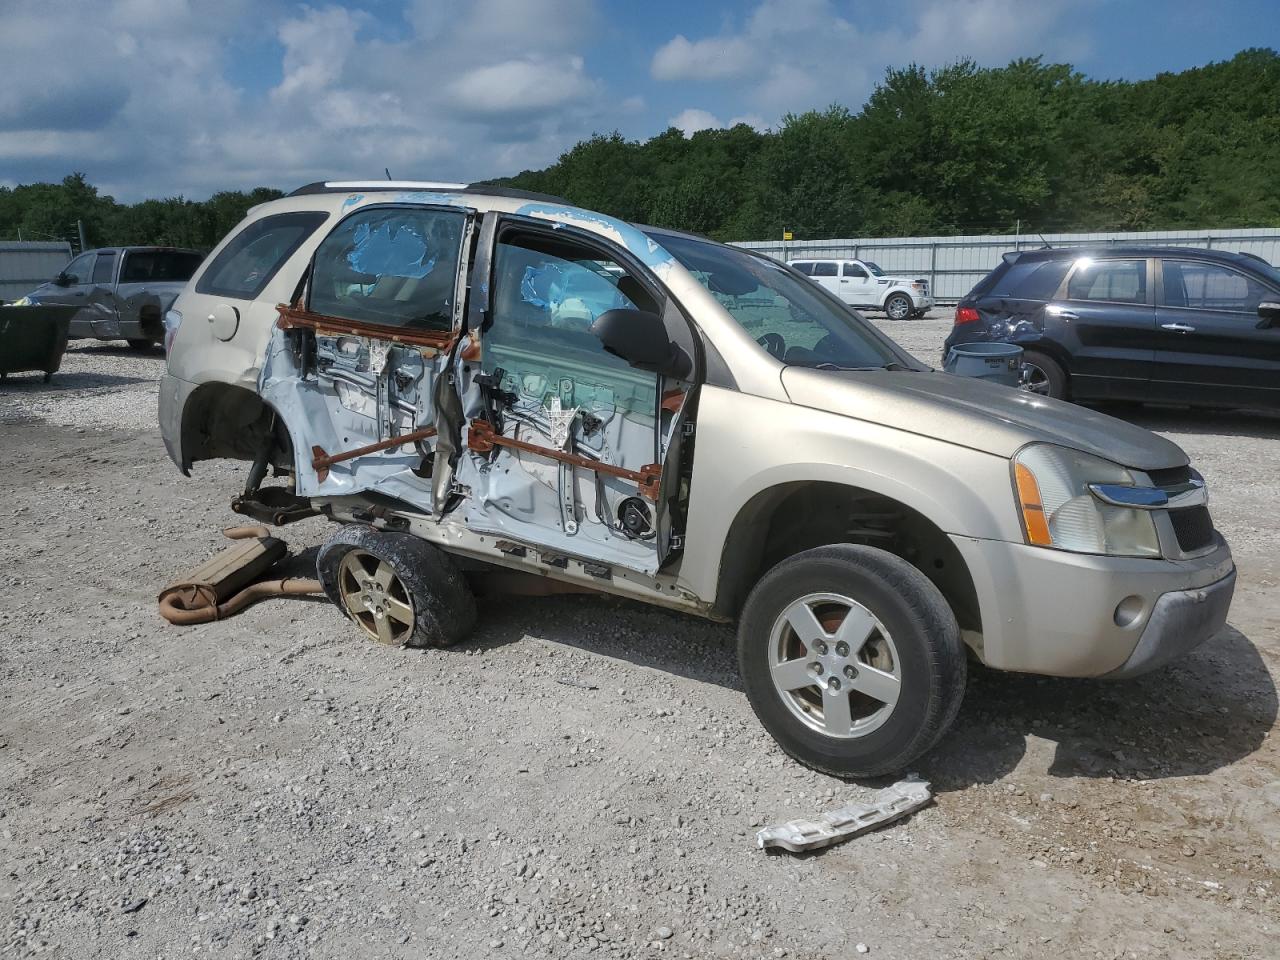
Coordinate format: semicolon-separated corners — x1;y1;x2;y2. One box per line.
1012;443;1160;557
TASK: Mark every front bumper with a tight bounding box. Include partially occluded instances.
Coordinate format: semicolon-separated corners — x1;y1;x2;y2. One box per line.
1102;568;1235;678
950;533;1235;677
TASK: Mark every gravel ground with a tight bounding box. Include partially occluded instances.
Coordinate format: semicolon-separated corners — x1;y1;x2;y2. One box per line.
1;333;1277;960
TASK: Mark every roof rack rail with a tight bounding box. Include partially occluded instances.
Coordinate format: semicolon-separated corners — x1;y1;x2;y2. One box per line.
285;181;572;206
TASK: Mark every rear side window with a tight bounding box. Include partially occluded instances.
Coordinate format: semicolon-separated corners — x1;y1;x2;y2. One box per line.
1162;260;1270;313
989;259;1071;300
121;250;205;283
197;212;327;300
790;261;813;275
811;262;837;277
309;206;466;331
91;252;116;284
1066;259;1147;304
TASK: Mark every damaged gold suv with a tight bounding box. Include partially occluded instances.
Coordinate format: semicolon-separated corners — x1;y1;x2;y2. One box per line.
160;182;1236;777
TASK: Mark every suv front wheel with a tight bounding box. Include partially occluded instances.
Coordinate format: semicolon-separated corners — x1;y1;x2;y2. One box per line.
738;544;966;778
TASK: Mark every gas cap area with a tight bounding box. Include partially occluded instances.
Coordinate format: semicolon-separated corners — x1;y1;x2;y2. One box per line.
209;303;240;341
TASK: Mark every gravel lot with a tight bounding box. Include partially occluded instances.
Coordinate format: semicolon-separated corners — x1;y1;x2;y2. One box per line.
1;329;1277;960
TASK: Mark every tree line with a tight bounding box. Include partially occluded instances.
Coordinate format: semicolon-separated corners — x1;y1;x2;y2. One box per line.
3;49;1277;251
496;49;1280;241
0;174;283;253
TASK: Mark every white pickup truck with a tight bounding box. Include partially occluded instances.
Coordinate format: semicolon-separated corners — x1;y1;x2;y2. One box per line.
789;258;933;320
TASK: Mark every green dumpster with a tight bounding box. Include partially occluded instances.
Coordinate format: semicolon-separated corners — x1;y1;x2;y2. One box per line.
0;304;77;383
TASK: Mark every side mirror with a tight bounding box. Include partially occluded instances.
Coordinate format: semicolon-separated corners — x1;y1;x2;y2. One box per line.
591;308;691;380
52;272;72;287
1258;301;1280;330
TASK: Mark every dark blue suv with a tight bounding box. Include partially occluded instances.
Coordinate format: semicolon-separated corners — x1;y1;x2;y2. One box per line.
944;247;1280;411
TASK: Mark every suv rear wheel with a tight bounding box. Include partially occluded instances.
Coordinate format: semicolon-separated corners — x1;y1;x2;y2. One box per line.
317;524;476;648
1020;349;1067;399
737;544;966;778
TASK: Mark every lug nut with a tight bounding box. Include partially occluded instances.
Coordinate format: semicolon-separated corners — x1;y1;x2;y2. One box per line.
809;662;824;675
816;641;829;655
844;665;857;679
835;641;849;657
827;677;842;692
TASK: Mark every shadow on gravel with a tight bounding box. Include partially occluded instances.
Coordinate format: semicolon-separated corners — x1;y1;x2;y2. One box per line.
464;594;1275;791
66;342;164;358
917;623;1276;792
0;371;151;390
466;592;741;690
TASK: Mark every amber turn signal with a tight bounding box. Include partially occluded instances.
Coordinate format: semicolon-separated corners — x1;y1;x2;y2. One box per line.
1014;462;1053;546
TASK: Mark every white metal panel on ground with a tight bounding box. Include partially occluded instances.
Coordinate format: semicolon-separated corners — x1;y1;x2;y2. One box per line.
0;241;73;300
735;228;1280;303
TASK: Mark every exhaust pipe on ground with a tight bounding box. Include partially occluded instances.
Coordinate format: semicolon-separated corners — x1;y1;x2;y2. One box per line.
158;526;323;625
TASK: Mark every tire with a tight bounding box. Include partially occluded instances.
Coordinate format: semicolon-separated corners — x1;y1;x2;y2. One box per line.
316;524;476;648
126;338;157;351
737;544;966;778
884;293;912;321
1019;349;1067;400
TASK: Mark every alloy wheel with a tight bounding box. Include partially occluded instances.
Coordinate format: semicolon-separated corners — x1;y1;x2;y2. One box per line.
337;549;415;645
1020;362;1051;395
767;592;902;739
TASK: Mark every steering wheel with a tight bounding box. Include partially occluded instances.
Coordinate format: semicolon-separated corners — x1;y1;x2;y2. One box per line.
756;332;786;359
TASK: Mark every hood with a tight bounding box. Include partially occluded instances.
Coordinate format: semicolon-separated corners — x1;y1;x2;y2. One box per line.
781;367;1187;471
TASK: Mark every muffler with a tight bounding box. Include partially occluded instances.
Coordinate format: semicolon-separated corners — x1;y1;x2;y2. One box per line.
158;526;323;625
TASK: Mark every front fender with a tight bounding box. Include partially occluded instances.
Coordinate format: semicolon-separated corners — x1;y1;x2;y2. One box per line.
677;386;1021;605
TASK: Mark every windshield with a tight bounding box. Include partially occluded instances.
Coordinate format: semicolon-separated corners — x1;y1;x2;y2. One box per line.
654;233;903;369
863;261;885;277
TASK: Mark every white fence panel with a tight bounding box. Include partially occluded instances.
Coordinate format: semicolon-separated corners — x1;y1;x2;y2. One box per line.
735;228;1280;303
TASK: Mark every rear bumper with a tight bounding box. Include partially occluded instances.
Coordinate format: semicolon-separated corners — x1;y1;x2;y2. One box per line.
158;372;197;472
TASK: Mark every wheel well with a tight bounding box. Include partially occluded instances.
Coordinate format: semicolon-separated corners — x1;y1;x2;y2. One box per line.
180;382;291;470
712;482;981;634
138;304;164;341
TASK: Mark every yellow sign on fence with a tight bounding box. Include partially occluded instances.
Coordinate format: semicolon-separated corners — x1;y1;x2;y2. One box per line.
782;230;794;241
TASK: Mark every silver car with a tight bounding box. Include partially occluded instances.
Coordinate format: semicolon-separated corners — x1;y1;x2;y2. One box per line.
160;182;1235;777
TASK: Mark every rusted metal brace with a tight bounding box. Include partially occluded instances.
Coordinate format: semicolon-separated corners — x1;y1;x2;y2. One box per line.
311;426;438;482
467;419;661;500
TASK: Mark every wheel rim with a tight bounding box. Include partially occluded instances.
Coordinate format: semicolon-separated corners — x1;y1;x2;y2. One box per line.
768;592;902;739
887;297;909;320
1020;362;1051;395
337;549;415;645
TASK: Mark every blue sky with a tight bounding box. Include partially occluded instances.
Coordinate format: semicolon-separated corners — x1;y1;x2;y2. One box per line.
1;0;1277;202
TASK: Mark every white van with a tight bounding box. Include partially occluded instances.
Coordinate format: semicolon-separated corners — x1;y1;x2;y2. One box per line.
789;258;933;320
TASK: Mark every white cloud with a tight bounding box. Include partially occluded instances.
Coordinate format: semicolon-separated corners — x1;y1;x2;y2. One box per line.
273;6;368;102
0;0;619;201
447;57;593;115
670;108;723;135
651;35;754;81
650;0;1091;121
